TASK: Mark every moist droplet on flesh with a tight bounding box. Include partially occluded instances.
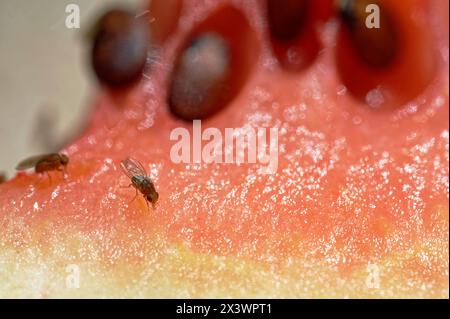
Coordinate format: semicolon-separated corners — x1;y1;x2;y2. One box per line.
168;33;231;120
338;0;397;68
91;9;150;87
267;0;307;41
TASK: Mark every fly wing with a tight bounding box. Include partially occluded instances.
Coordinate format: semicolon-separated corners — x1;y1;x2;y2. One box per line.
120;157;147;179
15;154;48;170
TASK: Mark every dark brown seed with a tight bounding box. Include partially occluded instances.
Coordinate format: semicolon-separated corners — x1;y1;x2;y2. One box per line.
168;33;231;120
338;0;397;68
267;0;307;41
91;9;150;87
0;172;6;184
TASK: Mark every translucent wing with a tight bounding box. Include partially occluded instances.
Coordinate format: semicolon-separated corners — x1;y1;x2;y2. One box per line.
120;157;148;178
15;154;50;170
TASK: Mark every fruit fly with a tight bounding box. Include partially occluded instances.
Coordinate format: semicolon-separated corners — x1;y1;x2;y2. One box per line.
120;157;159;209
15;153;69;179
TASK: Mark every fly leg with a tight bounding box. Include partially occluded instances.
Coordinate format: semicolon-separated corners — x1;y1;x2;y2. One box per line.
119;183;138;205
36;173;43;185
120;183;133;189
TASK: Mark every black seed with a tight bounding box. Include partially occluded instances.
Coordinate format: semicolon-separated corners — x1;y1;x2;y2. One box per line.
267;0;307;41
168;33;231;120
91;9;150;87
338;0;397;68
